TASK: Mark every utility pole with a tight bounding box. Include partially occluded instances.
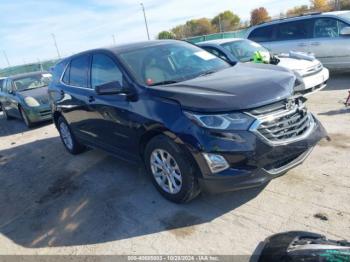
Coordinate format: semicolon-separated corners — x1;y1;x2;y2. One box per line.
2;50;11;67
37;58;44;72
218;15;223;33
140;3;150;40
112;34;116;45
51;33;61;59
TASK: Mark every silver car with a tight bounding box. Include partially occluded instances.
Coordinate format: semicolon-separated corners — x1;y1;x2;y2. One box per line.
246;11;350;70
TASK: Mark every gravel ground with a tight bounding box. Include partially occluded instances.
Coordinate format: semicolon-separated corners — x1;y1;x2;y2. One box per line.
0;72;349;256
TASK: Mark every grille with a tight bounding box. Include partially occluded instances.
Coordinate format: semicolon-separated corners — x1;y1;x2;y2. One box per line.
249;98;313;143
303;63;323;77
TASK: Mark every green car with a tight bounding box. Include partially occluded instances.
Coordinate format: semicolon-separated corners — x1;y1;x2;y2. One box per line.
0;71;52;128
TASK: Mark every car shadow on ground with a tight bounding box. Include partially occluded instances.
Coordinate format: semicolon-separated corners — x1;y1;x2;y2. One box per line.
322;72;350;91
0;137;266;248
0;112;53;137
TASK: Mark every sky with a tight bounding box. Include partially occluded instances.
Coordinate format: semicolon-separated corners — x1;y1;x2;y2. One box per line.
0;0;310;68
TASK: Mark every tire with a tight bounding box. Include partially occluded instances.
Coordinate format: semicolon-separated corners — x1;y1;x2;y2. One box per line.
19;107;34;128
57;116;85;155
144;135;200;203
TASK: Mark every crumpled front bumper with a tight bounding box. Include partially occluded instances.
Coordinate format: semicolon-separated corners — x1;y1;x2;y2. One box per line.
192;115;327;193
298;68;329;96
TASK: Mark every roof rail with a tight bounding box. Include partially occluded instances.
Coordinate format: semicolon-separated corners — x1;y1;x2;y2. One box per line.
256;11;323;26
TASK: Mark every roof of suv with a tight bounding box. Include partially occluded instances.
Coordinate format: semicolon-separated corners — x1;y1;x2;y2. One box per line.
249;10;350;29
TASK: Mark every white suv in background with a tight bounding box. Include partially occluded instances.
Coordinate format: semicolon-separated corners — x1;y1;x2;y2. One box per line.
246;11;350;70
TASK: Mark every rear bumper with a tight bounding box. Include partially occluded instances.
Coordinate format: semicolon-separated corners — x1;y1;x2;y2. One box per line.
190;116;327;194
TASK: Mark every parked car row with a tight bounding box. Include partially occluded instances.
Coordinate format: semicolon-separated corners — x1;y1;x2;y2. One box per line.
3;13;345;202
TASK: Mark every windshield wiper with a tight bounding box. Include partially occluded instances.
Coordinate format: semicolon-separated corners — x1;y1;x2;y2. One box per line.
149;80;179;86
198;70;218;77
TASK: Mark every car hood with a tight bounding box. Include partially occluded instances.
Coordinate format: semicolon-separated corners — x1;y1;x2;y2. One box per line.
277;57;320;71
148;63;296;113
18;86;49;105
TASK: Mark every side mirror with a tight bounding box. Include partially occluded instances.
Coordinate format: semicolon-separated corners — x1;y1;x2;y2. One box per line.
340;27;350;36
95;81;124;95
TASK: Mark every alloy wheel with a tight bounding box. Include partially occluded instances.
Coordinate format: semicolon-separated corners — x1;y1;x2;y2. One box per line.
59;122;73;150
150;149;182;194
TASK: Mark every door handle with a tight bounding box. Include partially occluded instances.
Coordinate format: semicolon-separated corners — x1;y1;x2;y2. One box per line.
88;96;95;103
60;90;65;96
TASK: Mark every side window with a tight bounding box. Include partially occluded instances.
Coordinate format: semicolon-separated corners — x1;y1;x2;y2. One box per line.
62;63;70;84
276;20;312;40
248;25;275;42
202;47;229;61
6;80;13;93
69;55;90;88
0;80;4;92
314;18;346;38
91;54;123;89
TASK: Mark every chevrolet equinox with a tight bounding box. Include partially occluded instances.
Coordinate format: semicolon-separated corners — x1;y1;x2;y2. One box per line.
49;40;327;203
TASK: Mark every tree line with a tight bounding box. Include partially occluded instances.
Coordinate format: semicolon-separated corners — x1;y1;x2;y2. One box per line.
157;0;350;39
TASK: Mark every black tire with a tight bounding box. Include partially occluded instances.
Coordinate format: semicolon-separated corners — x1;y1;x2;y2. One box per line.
19;107;34;128
57;116;85;155
144;135;200;203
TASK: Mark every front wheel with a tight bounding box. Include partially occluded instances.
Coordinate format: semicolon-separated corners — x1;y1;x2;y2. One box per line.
144;135;200;203
20;107;34;128
57;116;85;155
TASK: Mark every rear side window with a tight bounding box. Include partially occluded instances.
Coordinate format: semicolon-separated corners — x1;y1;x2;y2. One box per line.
248;25;275;42
276;20;313;40
68;55;90;88
313;18;348;38
91;54;123;88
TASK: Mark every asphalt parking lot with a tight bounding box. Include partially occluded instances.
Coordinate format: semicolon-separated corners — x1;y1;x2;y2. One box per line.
0;73;349;256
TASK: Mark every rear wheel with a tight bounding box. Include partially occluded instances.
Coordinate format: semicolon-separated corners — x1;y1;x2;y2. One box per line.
20;107;34;128
144;135;200;203
2;104;14;120
57;116;85;154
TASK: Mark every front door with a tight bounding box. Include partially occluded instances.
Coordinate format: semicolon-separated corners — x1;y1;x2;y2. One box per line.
87;52;137;158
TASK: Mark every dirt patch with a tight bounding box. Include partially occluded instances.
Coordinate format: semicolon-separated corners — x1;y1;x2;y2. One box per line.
314;213;329;221
318;133;350;149
36;171;79;204
161;211;202;237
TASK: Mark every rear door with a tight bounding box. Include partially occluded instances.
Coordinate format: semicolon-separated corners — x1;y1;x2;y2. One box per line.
309;17;350;69
59;54;99;142
249;20;314;54
271;20;314;54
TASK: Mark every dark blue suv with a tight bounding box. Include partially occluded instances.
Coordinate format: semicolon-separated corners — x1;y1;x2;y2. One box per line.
49;40;327;203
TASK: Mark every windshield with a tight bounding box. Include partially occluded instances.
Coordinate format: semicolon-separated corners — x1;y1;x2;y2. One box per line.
14;73;52;92
221;40;268;63
118;42;230;86
339;12;350;23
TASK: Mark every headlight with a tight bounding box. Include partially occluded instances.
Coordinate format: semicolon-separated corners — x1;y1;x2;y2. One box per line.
294;69;306;77
24;97;40;107
184;112;254;130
